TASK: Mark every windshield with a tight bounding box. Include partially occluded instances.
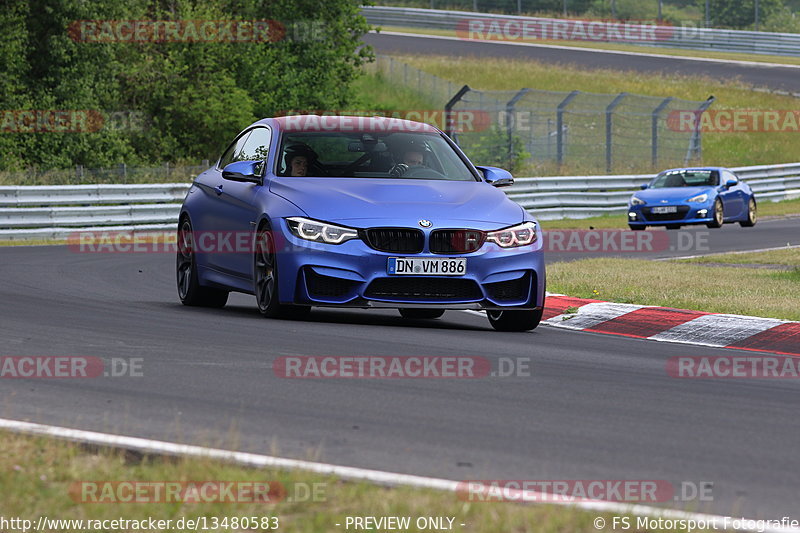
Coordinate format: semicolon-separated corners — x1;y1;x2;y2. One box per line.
276;131;478;181
651;170;719;188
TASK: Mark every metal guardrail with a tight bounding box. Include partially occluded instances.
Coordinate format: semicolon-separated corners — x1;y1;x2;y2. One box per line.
507;162;800;219
0;163;798;239
364;6;800;58
0;183;190;240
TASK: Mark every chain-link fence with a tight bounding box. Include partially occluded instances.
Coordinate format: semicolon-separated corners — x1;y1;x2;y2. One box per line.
0;162;210;185
372;55;713;173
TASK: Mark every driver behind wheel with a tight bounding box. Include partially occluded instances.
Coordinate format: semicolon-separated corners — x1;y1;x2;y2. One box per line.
389;140;428;177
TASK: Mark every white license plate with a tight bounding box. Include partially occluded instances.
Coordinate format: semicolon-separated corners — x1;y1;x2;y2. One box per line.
651;206;678;214
388;257;466;276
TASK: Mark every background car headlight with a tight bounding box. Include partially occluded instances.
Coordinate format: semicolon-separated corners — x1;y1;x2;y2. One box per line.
687;194;708;203
286;217;359;244
630;196;645;206
486;221;537;248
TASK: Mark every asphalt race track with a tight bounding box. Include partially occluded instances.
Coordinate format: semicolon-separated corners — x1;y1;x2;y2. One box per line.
545;217;799;262
1;238;799;520
365;32;800;94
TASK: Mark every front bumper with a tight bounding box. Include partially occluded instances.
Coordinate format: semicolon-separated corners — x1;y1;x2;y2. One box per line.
627;203;713;226
274;221;546;310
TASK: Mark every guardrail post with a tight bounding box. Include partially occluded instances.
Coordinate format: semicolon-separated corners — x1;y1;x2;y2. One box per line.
444;85;472;143
505;88;530;167
686;96;715;163
605;92;627;173
651;97;673;168
556;90;580;167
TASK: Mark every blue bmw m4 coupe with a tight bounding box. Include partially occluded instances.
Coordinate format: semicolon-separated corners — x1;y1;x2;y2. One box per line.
627;167;757;230
177;115;545;331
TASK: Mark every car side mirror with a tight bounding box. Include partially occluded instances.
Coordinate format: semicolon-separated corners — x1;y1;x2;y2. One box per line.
725;178;738;188
222;161;263;184
476;166;514;187
640;184;649;190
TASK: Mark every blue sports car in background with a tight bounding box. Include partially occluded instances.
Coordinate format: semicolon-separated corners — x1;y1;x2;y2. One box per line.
627;167;757;230
177;115;546;331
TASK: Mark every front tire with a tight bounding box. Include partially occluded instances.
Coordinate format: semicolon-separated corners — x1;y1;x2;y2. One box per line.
254;223;309;319
176;218;228;308
487;309;543;332
399;308;445;319
740;198;757;227
707;198;724;228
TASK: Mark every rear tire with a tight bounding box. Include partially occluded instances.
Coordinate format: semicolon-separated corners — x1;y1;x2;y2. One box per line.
706;198;724;228
740;198;757;227
176;218;228;308
398;308;445;320
487;308;543;332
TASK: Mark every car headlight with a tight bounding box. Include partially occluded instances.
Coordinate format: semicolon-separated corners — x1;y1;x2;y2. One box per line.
286;217;359;244
630;196;645;206
486;221;537;248
687;193;708;203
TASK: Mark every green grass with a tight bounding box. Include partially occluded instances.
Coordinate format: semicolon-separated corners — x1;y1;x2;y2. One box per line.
379;26;800;66
678;246;800;266
391;54;800;174
0;430;716;533
548;257;800;320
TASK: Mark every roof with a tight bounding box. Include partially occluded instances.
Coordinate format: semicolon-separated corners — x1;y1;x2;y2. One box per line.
270;115;440;134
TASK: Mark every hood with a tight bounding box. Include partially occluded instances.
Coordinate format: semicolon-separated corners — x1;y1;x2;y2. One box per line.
633;186;713;204
269;177;524;227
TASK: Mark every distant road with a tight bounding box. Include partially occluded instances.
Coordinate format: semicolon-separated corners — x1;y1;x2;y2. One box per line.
364;32;800;93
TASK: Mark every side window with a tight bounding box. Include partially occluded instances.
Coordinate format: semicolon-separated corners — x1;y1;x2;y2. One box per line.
218;131;251;169
238;127;272;162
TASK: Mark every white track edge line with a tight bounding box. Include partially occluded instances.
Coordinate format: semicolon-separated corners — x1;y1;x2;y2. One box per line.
665;244;800;261
375;30;800;69
0;418;795;532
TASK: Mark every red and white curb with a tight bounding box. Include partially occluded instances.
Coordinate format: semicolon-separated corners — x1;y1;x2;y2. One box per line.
0;418;797;533
542;294;800;356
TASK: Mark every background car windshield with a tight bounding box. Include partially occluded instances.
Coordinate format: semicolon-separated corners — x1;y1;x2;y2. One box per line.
277;131;477;181
651;170;719;188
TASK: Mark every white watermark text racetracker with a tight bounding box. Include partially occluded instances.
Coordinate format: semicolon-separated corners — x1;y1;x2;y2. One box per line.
0;356;143;378
273;356;532;379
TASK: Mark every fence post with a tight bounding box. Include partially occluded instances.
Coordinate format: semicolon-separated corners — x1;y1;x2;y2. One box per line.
556;90;579;167
119;163;127;183
651;97;673;168
605;92;627;173
505;88;530;167
687;96;715;163
444;85;472;143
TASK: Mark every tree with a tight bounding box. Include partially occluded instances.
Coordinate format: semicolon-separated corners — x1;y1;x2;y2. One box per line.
698;0;785;28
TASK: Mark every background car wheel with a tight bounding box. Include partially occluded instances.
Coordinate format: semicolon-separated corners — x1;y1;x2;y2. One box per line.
176;218;228;308
254;223;310;319
628;225;646;231
398;308;445;319
740;198;757;227
706;198;724;228
665;224;681;230
487;309;543;332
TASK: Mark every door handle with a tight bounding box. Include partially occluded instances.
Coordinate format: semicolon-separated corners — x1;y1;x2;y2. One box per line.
214;184;224;196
